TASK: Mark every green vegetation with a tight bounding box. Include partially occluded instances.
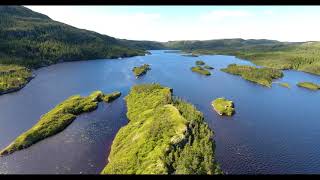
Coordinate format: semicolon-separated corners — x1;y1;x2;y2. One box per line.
164;39;320;76
0;64;33;94
0;6;147;69
0;90;121;156
297;82;320;91
132;64;151;77
212;98;235;116
191;66;211;76
195;60;205;66
278;82;290;88
204;65;214;70
101;83;221;174
221;64;284;87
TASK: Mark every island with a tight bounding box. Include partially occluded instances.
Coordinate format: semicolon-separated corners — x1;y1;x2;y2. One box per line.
221;64;284;87
132;64;151;77
0;90;121;156
101;83;222;174
204;65;214;70
211;98;235;116
297;82;320;90
278;82;290;88
0;65;33;95
191;66;211;76
195;60;205;66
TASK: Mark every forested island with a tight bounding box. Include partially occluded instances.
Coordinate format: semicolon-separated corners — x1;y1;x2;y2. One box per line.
221;64;284;87
102;84;221;174
0;91;121;156
0;65;33;95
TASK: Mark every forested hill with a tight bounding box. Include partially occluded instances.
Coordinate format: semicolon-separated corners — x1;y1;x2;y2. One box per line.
164;39;320;75
0;6;148;68
164;38;300;51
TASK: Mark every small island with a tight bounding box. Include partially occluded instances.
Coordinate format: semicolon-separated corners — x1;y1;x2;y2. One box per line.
182;53;198;57
0;65;34;95
297;82;320;91
132;64;151;77
196;60;205;66
212;98;235;116
221;64;284;87
0;90;121;156
191;66;211;76
278;82;290;88
101;84;222;175
204;65;214;70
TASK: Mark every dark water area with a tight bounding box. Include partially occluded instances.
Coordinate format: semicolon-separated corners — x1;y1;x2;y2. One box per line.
0;50;319;174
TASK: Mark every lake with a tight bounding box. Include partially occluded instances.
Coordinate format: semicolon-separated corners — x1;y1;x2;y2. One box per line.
0;50;319;174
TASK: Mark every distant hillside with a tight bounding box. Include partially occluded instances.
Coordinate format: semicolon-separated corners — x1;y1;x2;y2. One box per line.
164;38;299;51
118;39;166;50
0;6;147;68
164;39;320;75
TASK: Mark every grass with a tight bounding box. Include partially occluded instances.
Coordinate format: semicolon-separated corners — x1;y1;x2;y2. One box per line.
204;65;214;70
221;64;284;87
0;90;121;156
211;98;235;116
297;82;320;90
0;64;32;94
191;66;211;76
132;64;151;77
195;60;205;66
101;83;221;174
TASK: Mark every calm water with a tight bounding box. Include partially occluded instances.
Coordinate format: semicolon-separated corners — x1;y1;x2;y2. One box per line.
0;50;319;174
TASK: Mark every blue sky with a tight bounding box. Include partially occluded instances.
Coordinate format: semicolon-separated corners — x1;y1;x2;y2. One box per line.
26;6;320;42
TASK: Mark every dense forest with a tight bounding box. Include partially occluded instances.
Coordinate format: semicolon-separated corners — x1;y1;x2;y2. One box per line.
0;6;150;69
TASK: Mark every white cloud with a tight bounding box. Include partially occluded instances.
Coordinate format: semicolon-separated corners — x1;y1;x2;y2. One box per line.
200;10;252;22
25;6;320;42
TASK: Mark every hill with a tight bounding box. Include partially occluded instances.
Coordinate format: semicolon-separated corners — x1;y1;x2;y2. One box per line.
0;6;147;68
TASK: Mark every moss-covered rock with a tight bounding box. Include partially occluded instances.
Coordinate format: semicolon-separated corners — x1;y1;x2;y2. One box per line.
212;98;235;116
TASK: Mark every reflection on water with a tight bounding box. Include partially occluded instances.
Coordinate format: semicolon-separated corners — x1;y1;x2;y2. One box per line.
0;50;319;174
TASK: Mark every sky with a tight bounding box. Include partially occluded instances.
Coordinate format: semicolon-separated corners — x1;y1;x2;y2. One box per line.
25;6;320;42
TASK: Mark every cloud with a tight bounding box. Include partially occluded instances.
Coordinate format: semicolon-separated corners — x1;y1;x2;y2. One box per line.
200;10;252;21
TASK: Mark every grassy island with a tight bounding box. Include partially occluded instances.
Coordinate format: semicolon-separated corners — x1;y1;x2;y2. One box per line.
204;65;214;70
212;98;235;116
191;66;211;76
101;83;221;175
0;90;121;156
297;82;320;90
221;64;284;87
195;60;205;66
278;82;290;88
0;65;33;95
132;64;151;77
